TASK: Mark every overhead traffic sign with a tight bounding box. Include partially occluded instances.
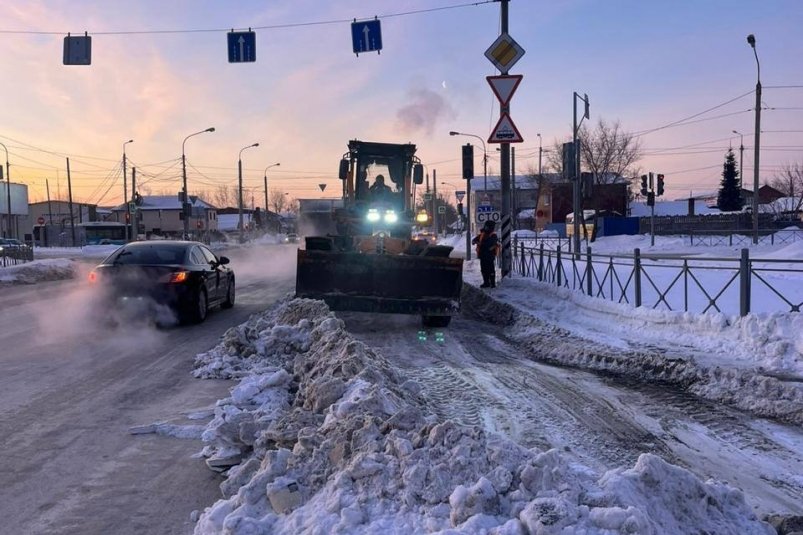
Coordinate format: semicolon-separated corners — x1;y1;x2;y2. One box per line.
484;33;525;74
487;75;523;107
228;31;256;63
63;33;91;65
351;19;382;55
488;113;523;144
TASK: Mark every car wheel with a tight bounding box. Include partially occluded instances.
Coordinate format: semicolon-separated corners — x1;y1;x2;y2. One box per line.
183;287;208;324
221;279;235;309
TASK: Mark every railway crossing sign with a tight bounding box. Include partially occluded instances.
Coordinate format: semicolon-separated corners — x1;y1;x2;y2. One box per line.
228;31;256;63
351;19;382;55
488;113;523;143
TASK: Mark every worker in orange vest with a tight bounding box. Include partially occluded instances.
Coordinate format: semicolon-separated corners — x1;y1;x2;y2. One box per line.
472;220;500;288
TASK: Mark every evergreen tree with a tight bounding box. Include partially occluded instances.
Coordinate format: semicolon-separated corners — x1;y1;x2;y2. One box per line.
717;149;743;211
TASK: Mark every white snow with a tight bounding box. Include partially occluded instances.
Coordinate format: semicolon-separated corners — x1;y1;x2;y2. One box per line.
0;258;76;284
189;298;776;534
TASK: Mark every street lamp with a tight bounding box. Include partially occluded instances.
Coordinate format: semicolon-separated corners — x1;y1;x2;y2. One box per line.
732;130;744;192
238;143;260;243
181;127;215;239
0;141;9;238
746;34;761;244
263;162;281;215
122;139;134;241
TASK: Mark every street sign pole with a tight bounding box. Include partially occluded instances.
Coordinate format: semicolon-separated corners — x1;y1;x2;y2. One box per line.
499;0;512;279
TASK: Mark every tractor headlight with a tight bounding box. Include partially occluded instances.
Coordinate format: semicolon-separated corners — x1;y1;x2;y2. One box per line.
383;210;398;224
366;209;381;222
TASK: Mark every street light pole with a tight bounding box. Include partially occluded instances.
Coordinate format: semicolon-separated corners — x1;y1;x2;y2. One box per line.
573;91;590;256
238;143;260;243
182;127;215;239
122;139;133;241
0;142;9;238
263;163;280;216
732;130;744;192
747;34;761;244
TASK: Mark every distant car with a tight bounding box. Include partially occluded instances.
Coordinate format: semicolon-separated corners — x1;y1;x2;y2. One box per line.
285;233;300;243
413;231;438;245
0;238;27;251
88;241;235;325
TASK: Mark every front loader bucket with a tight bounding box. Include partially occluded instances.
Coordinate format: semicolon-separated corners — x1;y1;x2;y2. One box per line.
296;249;463;315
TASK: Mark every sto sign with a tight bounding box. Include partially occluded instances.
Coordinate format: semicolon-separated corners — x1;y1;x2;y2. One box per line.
476;211;501;223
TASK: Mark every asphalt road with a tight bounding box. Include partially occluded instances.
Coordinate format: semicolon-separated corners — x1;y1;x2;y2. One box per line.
0;245;296;535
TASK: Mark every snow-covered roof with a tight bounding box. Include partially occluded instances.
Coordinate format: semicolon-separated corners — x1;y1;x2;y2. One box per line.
111;195;217;211
469;175;538;192
758;196;803;213
630;200;720;217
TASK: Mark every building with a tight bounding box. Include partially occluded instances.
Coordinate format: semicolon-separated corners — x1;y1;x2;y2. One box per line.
110;195;218;237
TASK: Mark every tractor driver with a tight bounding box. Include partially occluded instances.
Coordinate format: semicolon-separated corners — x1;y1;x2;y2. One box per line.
369;174;393;201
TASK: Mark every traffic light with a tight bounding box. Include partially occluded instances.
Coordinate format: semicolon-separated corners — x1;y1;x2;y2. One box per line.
457;202;464;216
656;174;665;196
461;144;474;179
640;175;648;196
647;192;655;207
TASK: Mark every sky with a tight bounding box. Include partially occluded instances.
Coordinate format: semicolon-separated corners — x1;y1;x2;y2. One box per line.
1;0;802;207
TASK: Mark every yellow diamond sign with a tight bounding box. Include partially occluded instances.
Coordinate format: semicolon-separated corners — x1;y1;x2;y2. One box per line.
484;33;525;74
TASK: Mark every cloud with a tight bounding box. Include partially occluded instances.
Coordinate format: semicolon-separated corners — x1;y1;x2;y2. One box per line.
395;88;456;137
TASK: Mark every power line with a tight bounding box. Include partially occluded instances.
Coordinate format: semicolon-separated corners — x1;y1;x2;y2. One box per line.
0;1;493;36
633;90;755;138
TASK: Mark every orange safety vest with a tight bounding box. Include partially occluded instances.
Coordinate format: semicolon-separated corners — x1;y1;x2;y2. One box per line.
475;231;500;257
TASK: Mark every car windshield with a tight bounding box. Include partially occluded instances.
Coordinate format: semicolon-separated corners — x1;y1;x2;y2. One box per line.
106;244;187;265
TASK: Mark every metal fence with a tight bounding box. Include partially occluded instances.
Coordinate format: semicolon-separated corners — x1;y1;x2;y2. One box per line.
513;243;803;316
1;247;34;267
687;228;803;247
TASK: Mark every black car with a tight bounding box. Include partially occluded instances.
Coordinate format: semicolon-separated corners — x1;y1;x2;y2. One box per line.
89;241;234;324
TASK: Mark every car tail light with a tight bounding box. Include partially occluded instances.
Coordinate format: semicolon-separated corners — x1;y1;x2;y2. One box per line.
166;271;189;284
88;271;98;283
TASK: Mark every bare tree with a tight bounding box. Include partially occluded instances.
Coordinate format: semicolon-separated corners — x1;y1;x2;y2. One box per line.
544;119;643;184
208;185;237;208
269;188;291;214
767;163;803;220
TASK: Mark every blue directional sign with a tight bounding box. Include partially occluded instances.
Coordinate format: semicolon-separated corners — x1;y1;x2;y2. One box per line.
351;19;382;56
228;31;256;63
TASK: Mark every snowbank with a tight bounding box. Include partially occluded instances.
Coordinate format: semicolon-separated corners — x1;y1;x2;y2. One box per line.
460;263;803;425
0;258;76;284
190;298;773;534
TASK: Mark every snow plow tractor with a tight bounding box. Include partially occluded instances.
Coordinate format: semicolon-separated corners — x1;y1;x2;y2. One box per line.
296;140;463;327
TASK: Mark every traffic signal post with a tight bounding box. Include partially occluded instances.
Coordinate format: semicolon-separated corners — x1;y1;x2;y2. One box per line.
640;172;666;246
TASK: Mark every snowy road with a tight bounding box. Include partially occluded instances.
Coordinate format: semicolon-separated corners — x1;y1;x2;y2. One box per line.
0;245;296;535
340;310;803;517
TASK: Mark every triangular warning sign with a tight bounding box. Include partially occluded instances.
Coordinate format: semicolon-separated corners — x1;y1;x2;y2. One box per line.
488;113;523;143
319;183;327;192
486;75;523;107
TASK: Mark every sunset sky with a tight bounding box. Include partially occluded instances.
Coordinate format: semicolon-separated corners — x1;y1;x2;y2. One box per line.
1;0;801;207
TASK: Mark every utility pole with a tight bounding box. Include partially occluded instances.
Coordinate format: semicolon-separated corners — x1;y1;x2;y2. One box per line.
499;0;512;278
131;167;137;239
511;146;516;230
46;179;52;246
122;139;133;241
573;91;590;256
66;157;76;246
182;127;215;239
238;143;259;244
747;34;761;244
433;169;438;235
0;141;9;238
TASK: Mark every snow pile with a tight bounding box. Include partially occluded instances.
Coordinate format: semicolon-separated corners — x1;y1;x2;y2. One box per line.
191;298;774;534
33;244;120;259
0;258;76;284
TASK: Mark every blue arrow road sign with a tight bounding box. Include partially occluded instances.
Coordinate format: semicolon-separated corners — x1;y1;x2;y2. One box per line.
351;19;382;55
228;31;256;63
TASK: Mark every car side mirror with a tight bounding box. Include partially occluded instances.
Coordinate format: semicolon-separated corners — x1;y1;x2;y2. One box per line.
413;164;424;185
218;256;230;265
